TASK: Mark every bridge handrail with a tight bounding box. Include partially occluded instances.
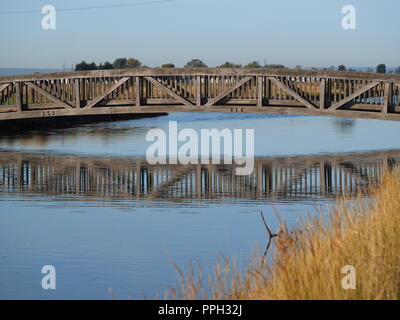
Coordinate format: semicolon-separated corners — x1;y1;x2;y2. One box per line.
1;68;400;83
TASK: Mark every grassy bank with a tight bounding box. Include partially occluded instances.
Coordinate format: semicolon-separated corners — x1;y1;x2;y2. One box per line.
168;172;400;300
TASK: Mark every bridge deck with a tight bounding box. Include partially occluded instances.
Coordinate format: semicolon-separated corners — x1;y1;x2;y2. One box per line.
1;68;400;121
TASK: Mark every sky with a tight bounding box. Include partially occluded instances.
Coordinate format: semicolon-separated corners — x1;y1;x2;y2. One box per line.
0;0;399;69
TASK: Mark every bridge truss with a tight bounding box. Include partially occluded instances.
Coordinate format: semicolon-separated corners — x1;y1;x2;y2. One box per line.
1;68;400;121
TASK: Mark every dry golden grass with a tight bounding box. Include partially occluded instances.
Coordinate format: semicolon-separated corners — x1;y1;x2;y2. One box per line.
166;172;400;300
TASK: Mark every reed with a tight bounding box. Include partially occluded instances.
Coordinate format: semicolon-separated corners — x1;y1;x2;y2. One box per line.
166;171;400;300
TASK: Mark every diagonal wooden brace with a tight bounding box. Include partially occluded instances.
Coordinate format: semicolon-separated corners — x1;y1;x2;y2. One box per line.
206;76;252;106
161;78;192;98
268;77;317;109
144;76;194;106
24;81;73;109
0;83;10;94
84;77;130;109
328;81;380;111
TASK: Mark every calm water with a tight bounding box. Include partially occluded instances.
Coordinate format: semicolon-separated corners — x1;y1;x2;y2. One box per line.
0;113;400;299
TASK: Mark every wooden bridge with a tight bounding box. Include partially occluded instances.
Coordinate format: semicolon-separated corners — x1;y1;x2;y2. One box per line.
1;68;400;122
0;150;398;202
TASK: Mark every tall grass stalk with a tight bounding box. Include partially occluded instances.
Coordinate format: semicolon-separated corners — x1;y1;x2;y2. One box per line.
166;172;400;300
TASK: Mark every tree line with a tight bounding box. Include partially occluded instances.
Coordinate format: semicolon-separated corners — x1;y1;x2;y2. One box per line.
75;58;400;74
336;64;393;74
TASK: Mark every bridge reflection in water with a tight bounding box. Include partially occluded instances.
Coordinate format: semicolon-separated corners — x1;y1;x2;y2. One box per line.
0;151;398;203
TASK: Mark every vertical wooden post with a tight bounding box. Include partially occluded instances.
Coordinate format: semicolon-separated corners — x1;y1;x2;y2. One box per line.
15;82;22;112
265;78;270;105
319;78;326;110
135;76;141;106
75;79;80;108
204;76;208;105
196;75;201;106
257;76;263;108
383;82;391;113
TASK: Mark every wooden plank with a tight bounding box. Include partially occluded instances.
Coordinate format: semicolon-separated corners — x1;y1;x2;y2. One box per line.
0;83;10;94
161;78;192;98
2;68;400;84
3;104;400;122
75;79;80;108
196;75;201;106
83;77;130;109
264;78;271;105
257;76;263;108
15;82;22;112
144;76;194;106
319;78;326;109
328;81;380;111
268;77;316;109
206;76;252;106
135;76;141;106
383;82;391;113
24;81;73;109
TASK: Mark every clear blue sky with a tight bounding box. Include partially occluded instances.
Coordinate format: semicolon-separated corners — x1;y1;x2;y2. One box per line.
0;0;399;68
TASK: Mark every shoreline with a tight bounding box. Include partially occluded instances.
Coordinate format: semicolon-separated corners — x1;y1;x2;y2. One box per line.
0;112;168;135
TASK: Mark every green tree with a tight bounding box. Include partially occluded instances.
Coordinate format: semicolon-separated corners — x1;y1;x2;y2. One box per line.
244;61;262;68
75;61;88;71
87;62;97;70
376;64;386;74
75;61;97;71
218;61;241;68
126;58;142;69
113;58;127;69
98;61;113;70
161;63;175;68
184;59;208;68
338;65;347;71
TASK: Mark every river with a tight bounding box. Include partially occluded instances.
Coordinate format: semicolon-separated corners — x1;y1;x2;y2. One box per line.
0;113;399;299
